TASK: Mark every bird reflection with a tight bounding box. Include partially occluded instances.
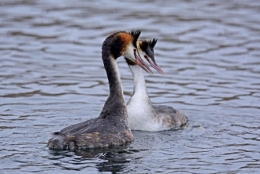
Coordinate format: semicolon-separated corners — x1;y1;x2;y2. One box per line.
48;145;132;173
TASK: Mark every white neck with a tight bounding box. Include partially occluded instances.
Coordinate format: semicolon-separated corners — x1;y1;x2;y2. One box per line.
127;65;158;131
129;65;148;97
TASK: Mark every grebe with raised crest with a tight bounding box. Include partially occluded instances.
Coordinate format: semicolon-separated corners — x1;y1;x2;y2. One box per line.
126;39;188;131
47;30;151;150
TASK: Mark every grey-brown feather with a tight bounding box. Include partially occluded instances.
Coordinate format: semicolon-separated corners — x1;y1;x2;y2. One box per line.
153;105;188;129
47;31;137;150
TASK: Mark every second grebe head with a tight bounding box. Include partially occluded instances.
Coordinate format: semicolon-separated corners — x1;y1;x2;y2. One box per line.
137;39;165;76
125;39;165;75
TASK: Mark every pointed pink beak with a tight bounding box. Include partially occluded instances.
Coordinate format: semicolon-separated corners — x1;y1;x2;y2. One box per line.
145;56;165;76
149;60;165;76
134;50;153;74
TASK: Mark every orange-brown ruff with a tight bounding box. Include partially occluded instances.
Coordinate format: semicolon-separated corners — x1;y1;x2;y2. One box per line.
118;33;134;54
47;30;141;150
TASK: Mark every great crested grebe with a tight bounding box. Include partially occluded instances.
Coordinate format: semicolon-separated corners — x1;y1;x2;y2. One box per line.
47;30;151;150
125;39;188;131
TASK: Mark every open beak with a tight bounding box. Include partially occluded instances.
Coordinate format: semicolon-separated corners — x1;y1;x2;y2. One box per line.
146;56;165;76
134;50;153;74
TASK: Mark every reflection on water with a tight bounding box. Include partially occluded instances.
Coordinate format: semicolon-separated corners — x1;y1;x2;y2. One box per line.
1;0;260;173
48;146;132;173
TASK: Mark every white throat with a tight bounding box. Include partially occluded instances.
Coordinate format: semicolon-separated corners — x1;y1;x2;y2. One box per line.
129;65;148;96
127;65;157;130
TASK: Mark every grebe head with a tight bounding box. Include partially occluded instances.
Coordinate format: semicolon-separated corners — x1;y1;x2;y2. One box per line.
108;30;153;74
125;39;165;75
137;39;165;76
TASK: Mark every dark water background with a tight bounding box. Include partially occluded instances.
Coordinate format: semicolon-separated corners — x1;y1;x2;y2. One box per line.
1;0;260;173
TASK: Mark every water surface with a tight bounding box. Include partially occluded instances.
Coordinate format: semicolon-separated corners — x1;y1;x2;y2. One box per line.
1;0;260;173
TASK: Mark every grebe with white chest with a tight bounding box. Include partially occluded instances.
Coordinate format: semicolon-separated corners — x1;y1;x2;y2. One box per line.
126;39;188;131
47;30;152;150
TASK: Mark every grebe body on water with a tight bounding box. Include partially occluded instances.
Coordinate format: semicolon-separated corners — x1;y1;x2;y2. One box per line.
47;30;150;150
126;39;188;131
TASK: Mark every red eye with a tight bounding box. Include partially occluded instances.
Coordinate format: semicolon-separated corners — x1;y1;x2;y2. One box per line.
144;55;148;59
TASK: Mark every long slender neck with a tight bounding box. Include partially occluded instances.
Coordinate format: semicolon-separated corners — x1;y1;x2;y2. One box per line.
105;55;124;99
99;50;126;119
129;65;148;97
127;64;156;119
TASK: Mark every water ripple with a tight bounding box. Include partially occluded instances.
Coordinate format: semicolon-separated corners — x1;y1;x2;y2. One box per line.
0;0;260;173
